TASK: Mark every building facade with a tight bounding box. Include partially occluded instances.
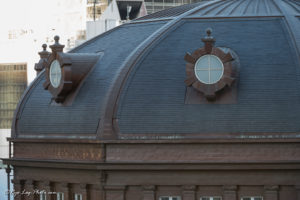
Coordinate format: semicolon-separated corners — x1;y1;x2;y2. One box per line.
0;63;27;160
86;0;147;40
0;63;27;129
3;0;300;200
144;0;201;14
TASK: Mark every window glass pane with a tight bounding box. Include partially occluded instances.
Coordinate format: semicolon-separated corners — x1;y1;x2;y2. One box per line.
241;198;251;200
196;56;209;70
40;193;46;200
210;56;222;69
194;55;224;84
254;198;262;200
57;192;64;200
210;70;223;83
75;194;82;200
196;70;209;84
160;197;169;200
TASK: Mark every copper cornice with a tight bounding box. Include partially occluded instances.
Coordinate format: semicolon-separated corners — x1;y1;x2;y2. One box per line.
3;158;300;171
7;137;300;144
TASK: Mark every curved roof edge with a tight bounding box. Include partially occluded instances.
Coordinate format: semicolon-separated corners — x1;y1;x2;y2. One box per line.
97;0;300;140
11;0;300;140
96;0;224;139
11;70;45;138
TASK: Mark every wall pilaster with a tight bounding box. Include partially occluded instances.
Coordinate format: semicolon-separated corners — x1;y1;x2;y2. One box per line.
142;185;156;200
182;185;196;200
223;185;237;200
264;185;278;200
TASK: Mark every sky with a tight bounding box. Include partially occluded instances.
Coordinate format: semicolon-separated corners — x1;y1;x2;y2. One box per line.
0;0;57;40
0;0;86;83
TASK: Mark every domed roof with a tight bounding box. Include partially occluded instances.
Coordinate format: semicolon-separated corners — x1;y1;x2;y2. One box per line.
13;0;300;140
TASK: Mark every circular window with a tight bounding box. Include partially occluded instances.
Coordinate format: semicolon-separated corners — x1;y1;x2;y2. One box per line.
194;55;224;84
49;60;62;88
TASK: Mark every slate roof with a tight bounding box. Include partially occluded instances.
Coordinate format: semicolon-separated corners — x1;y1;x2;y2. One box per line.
14;0;300;139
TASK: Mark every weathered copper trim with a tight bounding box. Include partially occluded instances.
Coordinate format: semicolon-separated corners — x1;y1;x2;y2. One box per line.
44;47;101;103
184;29;235;100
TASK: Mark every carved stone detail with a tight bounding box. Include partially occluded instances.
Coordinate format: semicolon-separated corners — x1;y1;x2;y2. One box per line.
264;185;279;191
142;185;156;191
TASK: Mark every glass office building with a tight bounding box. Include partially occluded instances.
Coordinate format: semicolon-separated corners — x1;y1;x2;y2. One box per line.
144;0;201;14
0;63;27;129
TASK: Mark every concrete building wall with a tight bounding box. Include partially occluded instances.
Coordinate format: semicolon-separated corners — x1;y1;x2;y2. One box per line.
86;0;121;40
0;129;10;159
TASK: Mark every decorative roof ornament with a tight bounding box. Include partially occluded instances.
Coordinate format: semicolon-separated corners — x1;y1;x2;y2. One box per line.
184;28;237;101
49;35;65;56
42;36;102;104
201;28;216;54
34;44;50;75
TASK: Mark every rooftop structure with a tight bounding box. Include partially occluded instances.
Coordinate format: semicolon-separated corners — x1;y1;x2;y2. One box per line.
3;0;300;199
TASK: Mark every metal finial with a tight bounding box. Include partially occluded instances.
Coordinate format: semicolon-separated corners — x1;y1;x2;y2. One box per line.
54;35;60;44
50;35;64;54
42;44;47;51
201;27;216;54
35;43;50;74
206;28;212;37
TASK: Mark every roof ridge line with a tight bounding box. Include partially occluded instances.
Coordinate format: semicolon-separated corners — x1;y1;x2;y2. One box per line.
273;0;300;62
96;0;224;139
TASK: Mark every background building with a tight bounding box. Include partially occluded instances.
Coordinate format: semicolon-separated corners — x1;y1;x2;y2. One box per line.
144;0;201;14
87;0;110;21
0;63;27;130
0;1;86;199
86;0;147;39
0;63;27;158
0;63;26;200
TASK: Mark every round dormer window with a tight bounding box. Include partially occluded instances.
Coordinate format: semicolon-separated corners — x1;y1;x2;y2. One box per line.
194;55;224;84
49;60;62;88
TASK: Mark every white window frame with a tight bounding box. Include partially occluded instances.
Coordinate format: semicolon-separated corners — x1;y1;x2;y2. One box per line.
241;197;263;200
74;193;82;200
56;192;64;200
159;196;181;200
40;191;47;200
200;197;222;200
